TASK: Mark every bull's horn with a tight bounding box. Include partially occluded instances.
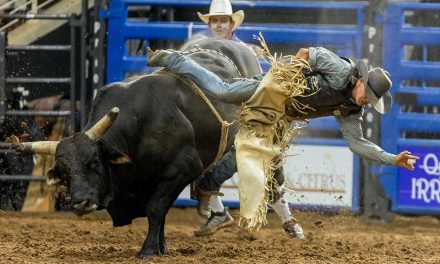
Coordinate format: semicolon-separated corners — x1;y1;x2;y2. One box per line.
11;135;58;155
85;107;119;140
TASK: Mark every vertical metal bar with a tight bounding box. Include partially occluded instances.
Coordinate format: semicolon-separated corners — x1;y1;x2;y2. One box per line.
91;0;106;94
80;0;87;129
97;1;107;87
165;8;174;49
423;45;427;63
356;8;364;59
70;17;77;134
0;31;6;120
422;45;427;91
106;0;126;82
91;1;99;95
31;0;38;13
382;4;403;214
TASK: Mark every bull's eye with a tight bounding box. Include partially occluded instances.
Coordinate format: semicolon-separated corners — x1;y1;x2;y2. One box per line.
87;160;100;171
46;177;60;187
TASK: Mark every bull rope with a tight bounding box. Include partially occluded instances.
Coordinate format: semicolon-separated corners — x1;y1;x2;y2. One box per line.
182;46;243;78
177;47;243;174
168;72;232;175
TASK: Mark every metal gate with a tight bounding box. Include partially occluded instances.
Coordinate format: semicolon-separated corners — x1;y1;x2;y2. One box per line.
382;2;440;215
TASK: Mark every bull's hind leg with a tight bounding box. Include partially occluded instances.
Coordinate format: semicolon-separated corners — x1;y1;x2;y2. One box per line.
138;145;202;258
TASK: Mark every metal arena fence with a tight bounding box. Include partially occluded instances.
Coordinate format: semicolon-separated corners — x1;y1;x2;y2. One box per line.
1;1;439;217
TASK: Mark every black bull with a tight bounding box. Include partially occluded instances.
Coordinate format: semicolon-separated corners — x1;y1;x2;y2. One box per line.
15;38;261;257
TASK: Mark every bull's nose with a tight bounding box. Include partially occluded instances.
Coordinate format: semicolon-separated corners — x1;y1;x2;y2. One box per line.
71;200;97;216
72;200;87;210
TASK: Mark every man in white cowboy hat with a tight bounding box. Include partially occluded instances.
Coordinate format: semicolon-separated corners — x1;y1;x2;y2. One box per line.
148;45;420;235
189;0;245;43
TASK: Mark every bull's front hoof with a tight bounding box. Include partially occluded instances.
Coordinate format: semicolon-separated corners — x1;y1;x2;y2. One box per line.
137;249;161;259
159;244;168;255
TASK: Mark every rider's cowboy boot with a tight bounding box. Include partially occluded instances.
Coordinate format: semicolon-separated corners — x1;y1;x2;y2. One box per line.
147;48;173;67
196;189;225;219
283;218;305;239
196;188;213;218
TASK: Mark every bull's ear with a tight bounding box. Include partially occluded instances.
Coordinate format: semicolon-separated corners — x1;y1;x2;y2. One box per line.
46;166;61;186
99;140;132;164
47;166;59;178
107;147;132;164
110;153;132;164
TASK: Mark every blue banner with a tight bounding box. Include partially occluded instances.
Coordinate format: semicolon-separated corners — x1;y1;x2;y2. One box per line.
398;147;440;208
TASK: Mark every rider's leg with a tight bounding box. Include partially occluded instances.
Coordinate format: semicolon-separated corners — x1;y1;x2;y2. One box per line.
209;195;225;213
150;50;260;104
270;168;305;239
196;146;237;218
193;147;238;236
198;146;237;192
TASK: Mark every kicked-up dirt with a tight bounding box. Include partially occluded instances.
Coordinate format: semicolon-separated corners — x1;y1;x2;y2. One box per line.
0;208;439;264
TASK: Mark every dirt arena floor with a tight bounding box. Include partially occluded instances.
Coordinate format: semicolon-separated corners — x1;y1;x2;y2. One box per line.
0;208;439;264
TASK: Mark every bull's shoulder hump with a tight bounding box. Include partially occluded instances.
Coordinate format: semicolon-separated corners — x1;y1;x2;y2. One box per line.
94;81;138;105
96;73;186;103
98;75;151;93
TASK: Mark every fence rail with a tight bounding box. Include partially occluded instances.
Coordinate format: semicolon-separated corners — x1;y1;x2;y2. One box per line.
0;0;58;30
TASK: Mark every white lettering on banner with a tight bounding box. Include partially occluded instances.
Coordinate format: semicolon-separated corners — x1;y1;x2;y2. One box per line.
295;172;346;192
284;145;353;207
411;177;440;204
177;145;354;207
419;153;440;176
